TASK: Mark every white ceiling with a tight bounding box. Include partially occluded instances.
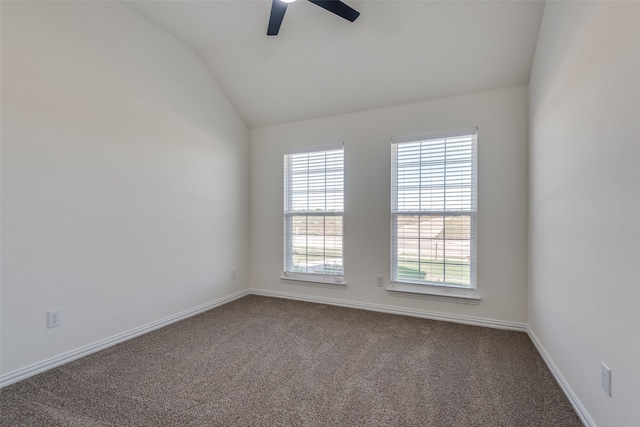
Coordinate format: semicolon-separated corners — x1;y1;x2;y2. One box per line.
124;0;545;128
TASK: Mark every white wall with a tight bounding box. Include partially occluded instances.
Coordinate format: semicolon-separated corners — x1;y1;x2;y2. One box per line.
1;2;249;376
250;86;529;325
529;2;640;426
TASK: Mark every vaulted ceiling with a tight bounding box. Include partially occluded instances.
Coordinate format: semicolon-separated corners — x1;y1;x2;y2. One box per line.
124;0;545;128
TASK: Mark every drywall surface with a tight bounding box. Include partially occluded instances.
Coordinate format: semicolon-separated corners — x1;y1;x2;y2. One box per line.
1;2;249;375
529;2;640;425
250;86;529;324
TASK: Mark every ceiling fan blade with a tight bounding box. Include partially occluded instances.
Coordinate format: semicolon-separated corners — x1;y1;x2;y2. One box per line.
267;0;288;36
307;0;360;22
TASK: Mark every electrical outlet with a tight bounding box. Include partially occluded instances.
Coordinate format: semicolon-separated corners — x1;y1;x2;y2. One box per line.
377;275;384;287
231;269;236;279
601;363;611;396
47;310;62;328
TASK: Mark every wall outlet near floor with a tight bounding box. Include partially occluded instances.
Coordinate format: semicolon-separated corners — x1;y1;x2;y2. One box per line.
376;275;384;287
47;310;62;328
231;269;236;279
601;362;611;396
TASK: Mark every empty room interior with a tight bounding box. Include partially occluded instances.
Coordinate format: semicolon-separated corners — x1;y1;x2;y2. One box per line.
1;1;638;426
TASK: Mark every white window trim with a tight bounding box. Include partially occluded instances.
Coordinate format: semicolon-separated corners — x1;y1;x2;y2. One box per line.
387;281;481;304
390;128;478;293
284;143;344;155
283;144;345;285
280;272;347;287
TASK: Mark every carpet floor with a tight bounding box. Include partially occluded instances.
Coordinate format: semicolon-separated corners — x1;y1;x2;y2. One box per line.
0;295;582;426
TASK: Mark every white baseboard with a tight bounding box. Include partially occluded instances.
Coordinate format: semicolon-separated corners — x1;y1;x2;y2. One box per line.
0;287;596;427
0;289;249;388
527;326;595;427
248;288;527;331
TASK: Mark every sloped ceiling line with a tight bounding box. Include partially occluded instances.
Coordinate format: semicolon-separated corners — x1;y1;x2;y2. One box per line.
123;1;545;128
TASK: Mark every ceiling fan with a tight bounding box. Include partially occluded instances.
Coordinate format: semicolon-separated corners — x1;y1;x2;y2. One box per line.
267;0;360;36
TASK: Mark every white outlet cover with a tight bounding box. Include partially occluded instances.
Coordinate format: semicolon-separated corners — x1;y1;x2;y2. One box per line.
47;310;62;328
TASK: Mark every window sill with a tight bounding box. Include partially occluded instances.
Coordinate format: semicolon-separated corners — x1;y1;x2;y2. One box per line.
387;282;481;304
280;274;347;289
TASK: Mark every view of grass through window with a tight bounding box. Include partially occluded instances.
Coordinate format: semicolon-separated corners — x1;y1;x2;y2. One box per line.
391;132;476;288
284;147;344;276
290;215;343;274
396;215;471;286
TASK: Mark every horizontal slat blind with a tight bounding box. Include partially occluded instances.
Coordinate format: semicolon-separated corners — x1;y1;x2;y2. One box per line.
284;146;344;277
285;148;344;214
391;130;477;288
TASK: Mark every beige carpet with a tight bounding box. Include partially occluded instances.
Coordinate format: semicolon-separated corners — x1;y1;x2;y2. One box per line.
0;295;582;426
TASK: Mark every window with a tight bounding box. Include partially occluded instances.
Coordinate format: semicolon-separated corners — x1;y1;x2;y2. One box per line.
284;145;344;282
391;129;477;289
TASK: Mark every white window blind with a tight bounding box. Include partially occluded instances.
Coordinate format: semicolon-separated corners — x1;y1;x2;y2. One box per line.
391;129;477;288
284;145;344;279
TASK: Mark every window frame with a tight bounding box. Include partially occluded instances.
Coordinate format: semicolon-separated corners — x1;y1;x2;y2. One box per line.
282;144;345;285
390;129;478;291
